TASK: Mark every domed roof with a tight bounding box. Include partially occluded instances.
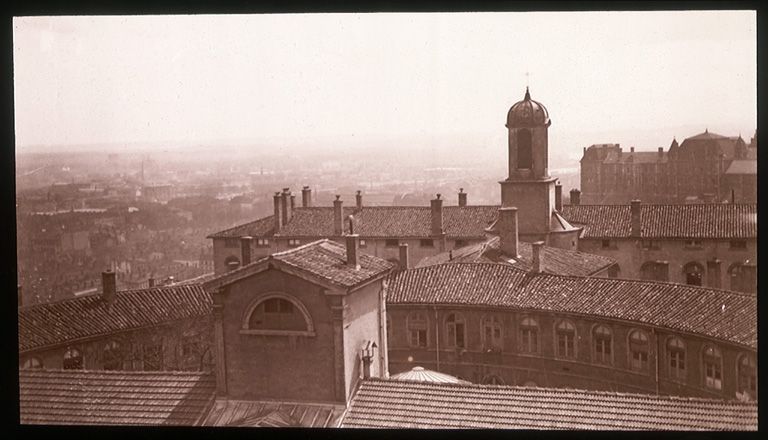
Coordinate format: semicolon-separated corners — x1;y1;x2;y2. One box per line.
506;87;550;127
390;366;470;384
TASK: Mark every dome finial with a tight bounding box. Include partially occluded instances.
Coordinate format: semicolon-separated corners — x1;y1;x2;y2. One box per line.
524;86;531;100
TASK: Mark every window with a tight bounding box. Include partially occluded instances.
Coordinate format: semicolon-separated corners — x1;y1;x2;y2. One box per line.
601;239;613;249
385;239;399;247
641;240;660;250
63;347;84;370
628;330;649;372
519;317;539;353
556;320;576;358
737;354;757;398
22;357;43;369
667;337;686;381
684;239;703;249
455;240;467;248
517;129;533;169
482;316;503;351
592;325;612;365
287;239;301;247
143;343;163;371
702;345;722;390
224;256;240;271
360;239;367;248
256;238;270;247
407;312;428;348
248;297;307;332
102;340;123;370
683;262;703;286
729;240;747;250
224;238;239;248
420;239;434;248
445;313;466;349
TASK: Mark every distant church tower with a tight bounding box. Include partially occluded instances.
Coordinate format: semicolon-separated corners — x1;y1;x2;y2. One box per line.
500;87;580;249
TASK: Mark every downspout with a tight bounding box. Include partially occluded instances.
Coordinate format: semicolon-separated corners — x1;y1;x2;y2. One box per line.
434;306;440;371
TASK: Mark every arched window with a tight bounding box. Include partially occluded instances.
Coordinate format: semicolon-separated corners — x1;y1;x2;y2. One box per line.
63;347;83;370
445;313;466;349
555;320;576;358
522;380;538;388
628;329;649;372
21;357;43;370
517;129;533;169
407;312;428;348
683;262;703;286
592;325;612;365
481;315;503;351
667;337;686;381
483;374;504;385
737;354;757;399
102;340;123;370
519;317;538;353
245;296;311;334
702;345;723;390
224;255;240;271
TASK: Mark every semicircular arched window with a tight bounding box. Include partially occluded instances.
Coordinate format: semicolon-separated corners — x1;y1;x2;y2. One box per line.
21;357;43;370
102;340;123;371
63;347;84;370
702;345;723;391
241;294;315;337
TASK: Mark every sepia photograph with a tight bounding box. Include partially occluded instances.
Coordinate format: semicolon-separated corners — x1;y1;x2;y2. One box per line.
13;9;757;430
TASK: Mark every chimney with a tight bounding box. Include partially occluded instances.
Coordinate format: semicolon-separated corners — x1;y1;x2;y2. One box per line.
570;189;581;205
399;243;410;270
17;285;22;307
346;234;360;269
356;190;363;210
630;200;641;237
531;241;544;273
658;147;663;154
555;182;563;211
273;192;283;231
498;207;519;257
707;259;721;289
148;277;155;288
240;236;253;266
333;195;344;236
630;147;635;153
281;188;291;225
290;194;296;211
458;188;467;207
301;186;312;207
102;270;117;304
430;194;443;236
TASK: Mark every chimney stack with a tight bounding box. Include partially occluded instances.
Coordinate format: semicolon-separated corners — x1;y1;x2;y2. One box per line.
658;147;664;154
273;192;283;231
399;243;410;270
240;236;253;266
630;147;635;153
430;194;444;236
498;207;519;257
630;200;641;237
707;259;721;289
281;188;291;225
290;194;296;211
570;189;581;205
531;241;544;273
102;270;117;304
555;182;563;211
301;186;312;207
333;195;344;236
148;277;155;288
458;188;467;207
356;190;363;210
346;234;360;270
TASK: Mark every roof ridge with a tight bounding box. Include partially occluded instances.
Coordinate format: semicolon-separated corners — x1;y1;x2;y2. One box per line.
271;238;333;257
21;368;214;377
206;215;274;237
18;283;205;311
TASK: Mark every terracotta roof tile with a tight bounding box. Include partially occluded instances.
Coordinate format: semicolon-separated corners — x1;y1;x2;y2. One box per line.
19;369;215;425
342;379;757;430
19;284;212;352
206;215;275;238
561;204;756;238
386;263;756;348
202;399;345;427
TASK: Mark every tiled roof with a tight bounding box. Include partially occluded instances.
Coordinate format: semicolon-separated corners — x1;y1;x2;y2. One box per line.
390;366;470;384
725;159;757;175
19;284;212;352
416;236;616;277
19;369;215;425
341;379;757;430
204;239;395;291
202;399;345;427
561;203;756;238
602;151;668;164
206;215;275;238
386;263;756;349
210;206;499;239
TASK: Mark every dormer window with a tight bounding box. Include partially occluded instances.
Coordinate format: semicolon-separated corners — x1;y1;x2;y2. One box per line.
241;294;315;337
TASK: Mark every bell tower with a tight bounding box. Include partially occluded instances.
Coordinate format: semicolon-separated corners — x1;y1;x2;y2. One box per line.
499;88;559;241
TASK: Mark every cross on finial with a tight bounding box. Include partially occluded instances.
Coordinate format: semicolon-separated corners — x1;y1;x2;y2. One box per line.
525;71;530;87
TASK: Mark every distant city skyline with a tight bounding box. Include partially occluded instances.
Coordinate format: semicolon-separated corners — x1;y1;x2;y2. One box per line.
13;11;756;159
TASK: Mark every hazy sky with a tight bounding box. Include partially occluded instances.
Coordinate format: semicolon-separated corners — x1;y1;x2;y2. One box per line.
13;11;756;155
